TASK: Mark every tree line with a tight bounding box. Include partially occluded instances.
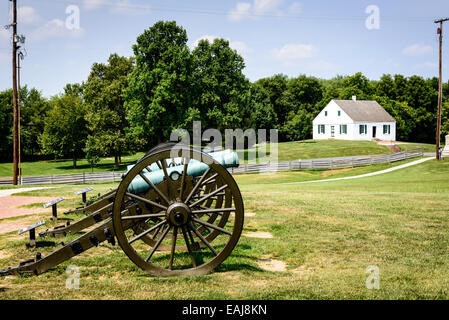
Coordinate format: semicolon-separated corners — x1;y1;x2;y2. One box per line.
1;20;448;168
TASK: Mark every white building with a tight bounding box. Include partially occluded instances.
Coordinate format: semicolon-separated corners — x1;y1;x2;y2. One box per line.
312;98;396;141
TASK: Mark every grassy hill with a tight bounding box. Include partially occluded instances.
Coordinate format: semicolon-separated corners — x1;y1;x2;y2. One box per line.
0;140;393;177
1;158;448;299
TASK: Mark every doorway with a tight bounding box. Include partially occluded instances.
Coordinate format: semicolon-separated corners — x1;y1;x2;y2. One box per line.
372;126;377;138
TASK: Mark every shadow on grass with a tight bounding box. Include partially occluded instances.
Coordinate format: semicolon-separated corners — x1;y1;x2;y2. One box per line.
34;240;57;248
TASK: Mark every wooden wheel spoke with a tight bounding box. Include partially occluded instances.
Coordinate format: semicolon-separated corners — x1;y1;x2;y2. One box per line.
179;157;189;201
189;184;228;208
181;226;197;267
129;220;166;244
184;167;211;203
125;192;167;211
192;217;232;236
191;208;235;215
188;223;218;256
138;172;170;205
122;213;166;221
145;225;171;262
203;173;218;185
169;226;178;270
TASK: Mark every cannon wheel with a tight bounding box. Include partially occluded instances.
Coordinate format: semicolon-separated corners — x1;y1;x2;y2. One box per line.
112;145;244;276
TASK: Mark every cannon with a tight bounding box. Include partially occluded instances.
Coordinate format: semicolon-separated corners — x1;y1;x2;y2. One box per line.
0;144;244;277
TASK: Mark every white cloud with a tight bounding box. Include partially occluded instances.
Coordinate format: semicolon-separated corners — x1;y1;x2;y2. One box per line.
83;0;106;10
18;6;41;25
288;2;302;15
192;35;218;48
272;43;316;61
253;0;283;15
228;0;299;21
402;44;433;56
228;2;252;21
29;19;85;42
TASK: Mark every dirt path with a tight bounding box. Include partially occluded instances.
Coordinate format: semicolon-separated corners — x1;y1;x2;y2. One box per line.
0;187;55;198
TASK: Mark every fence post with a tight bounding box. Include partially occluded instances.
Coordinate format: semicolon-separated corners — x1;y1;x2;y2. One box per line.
51;175;53;184
83;172;85;184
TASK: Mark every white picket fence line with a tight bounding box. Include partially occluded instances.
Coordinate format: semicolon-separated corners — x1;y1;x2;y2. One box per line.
0;148;427;185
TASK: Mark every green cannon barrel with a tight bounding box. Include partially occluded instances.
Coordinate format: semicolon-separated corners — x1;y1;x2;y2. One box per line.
128;150;239;194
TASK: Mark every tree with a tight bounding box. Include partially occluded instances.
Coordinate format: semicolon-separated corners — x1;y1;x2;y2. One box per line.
376;74;396;100
84;54;134;166
339;72;374;100
191;38;249;132
124;21;193;149
40;94;88;168
278;75;323;141
20;87;50;157
0;89;13;161
282;108;313;142
245;83;277;130
255;74;288;125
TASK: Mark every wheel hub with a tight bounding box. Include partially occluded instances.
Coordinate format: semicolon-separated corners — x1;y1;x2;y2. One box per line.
166;202;191;226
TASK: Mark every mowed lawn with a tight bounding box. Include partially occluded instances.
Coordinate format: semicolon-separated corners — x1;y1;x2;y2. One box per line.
1;158;449;299
0;140;395;177
242;139;393;163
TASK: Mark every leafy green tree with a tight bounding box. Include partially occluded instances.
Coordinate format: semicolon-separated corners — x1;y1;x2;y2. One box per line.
0;89;13;160
20;87;50;157
339;72;374;100
124;21;193;149
282;108;313;142
278;75;323;141
83;136;101;172
40;94;88;168
245;83;277;130
192;38;249;132
84;53;134;166
255;74;288;125
376;74;396;100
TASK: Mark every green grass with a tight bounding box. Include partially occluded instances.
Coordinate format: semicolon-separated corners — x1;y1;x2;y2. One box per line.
0;140;393;177
1;157;449;299
241;139;392;163
0;153;145;178
397;142;438;153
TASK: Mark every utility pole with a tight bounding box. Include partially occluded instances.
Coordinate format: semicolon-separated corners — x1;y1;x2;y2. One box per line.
11;0;19;184
435;18;449;160
18;51;23;184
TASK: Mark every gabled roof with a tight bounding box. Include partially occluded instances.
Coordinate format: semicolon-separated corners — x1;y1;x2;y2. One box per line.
333;100;395;122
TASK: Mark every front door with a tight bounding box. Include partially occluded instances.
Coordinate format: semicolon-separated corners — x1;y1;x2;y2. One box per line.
331;126;335;137
372;126;377;138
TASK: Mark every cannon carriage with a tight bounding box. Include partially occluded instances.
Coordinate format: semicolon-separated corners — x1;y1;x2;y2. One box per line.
0;144;244;277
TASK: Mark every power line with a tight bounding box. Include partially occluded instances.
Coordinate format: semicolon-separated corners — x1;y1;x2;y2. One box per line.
37;0;441;23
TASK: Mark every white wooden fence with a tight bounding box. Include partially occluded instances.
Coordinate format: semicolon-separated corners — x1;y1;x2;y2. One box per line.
0;148;427;185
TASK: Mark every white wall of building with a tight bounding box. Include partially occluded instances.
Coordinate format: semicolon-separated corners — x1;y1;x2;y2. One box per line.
312;100;396;141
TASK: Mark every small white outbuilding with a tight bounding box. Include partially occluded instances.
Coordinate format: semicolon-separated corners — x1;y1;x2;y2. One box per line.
312;97;396;141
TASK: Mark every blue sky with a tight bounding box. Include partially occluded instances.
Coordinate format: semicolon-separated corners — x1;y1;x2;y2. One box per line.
0;0;448;97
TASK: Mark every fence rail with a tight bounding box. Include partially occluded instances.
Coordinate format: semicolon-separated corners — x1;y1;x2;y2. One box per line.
0;148;427;185
229;147;427;174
